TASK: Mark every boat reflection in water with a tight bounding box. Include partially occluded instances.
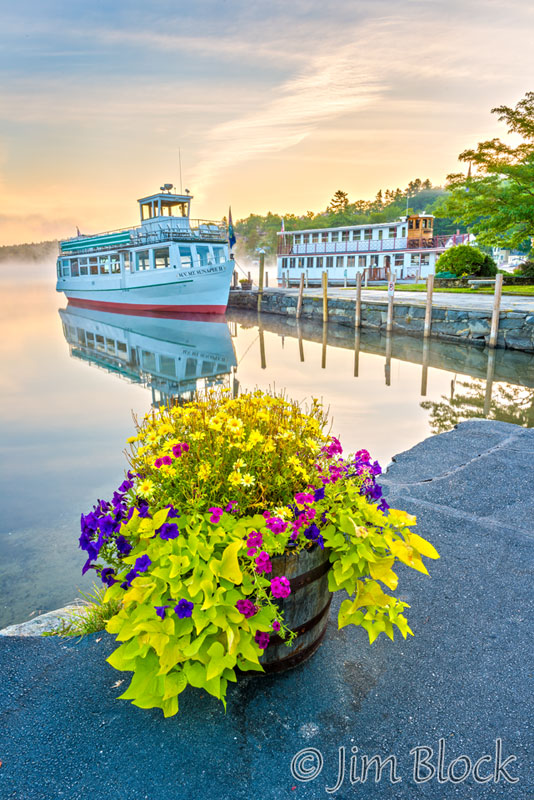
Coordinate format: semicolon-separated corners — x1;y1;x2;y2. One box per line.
59;305;237;406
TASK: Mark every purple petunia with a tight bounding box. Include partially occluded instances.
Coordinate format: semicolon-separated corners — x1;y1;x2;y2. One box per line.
154;605;169;620
157;522;180;540
174;599;194;619
246;531;263;556
266;517;288;535
314;486;325;501
118;478;133;493
115;535;132;556
272;620;281;632
100;567;117;587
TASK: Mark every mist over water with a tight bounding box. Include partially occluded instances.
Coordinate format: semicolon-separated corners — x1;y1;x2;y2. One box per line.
1;263;533;627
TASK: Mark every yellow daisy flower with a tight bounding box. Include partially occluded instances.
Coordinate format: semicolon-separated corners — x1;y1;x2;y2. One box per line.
240;473;256;488
137;479;155;498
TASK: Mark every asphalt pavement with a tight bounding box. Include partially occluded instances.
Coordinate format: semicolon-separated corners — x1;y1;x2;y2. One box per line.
1;420;532;800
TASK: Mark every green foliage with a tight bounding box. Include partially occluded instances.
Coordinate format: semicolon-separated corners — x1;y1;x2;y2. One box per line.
83;390;439;717
43;586;122;637
516;260;534;279
435;92;534;253
436;245;497;277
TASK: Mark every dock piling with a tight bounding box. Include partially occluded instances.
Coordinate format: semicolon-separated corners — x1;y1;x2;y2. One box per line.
257;251;265;313
322;271;328;323
296;272;305;319
424;274;434;338
355;271;362;328
386;272;395;333
489;274;503;348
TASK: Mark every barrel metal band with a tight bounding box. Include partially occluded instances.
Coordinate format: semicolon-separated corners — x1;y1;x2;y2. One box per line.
261;625;329;674
288;558;330;593
267;595;332;648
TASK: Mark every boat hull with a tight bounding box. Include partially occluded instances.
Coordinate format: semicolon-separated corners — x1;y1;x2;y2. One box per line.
58;259;234;316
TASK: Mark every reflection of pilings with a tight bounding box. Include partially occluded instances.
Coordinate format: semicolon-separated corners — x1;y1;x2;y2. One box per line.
259;323;266;370
385;333;392;386
298;325;305;362
322;323;327;369
483;347;496;416
421;338;430;396
354;328;360;377
232;369;240;398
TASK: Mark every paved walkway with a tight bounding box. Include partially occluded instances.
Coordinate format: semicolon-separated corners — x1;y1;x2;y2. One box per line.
269;286;534;312
1;420;532;799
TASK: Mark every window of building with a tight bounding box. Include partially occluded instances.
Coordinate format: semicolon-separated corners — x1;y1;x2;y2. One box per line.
307;257;314;269
321;232;328;242
302;234;310;244
110;255;121;274
395;254;404;267
421;254;430;265
61;261;70;278
282;258;288;269
312;233;319;243
408;220;414;230
336;256;344;268
298;257;305;269
289;258;296;269
330;231;339;242
401;227;407;237
342;230;349;242
326;256;333;268
388;228;397;238
358;255;367;268
370;255;379;267
347;255;355;267
316;257;323;269
378;229;383;240
77;329;85;345
99;256;110;275
411;254;421;266
179;247;192;269
197;246;209;266
117;342;128;357
364;229;372;240
415;219;420;229
154;248;170;269
136;251;150;271
106;338;116;355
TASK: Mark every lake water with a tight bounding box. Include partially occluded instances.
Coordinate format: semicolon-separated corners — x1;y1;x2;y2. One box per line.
1;267;534;628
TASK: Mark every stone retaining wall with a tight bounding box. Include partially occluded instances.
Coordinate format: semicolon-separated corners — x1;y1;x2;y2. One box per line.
228;290;534;352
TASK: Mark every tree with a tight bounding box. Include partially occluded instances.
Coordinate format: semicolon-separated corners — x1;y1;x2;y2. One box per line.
328;190;349;214
435;92;534;253
436;244;497;277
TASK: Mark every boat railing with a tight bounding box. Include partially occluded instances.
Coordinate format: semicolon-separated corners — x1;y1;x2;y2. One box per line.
60;219;228;254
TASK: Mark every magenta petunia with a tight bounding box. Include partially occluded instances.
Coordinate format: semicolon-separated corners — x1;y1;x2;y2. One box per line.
294;492;314;506
208;506;224;524
270;576;291;598
272;620;281;632
236;598;257;618
266;517;288;535
154;458;163;468
255;551;272;574
254;631;270;649
161;455;172;466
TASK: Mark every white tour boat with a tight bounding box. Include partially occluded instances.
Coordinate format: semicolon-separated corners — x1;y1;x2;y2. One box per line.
56;186;234;315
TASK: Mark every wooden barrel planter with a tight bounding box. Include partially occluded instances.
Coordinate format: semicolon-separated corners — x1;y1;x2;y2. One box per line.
259;546;332;674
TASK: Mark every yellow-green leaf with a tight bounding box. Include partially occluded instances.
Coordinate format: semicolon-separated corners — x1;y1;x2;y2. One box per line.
219;540;243;584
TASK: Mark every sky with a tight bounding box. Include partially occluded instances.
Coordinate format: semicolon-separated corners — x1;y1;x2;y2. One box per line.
0;0;533;244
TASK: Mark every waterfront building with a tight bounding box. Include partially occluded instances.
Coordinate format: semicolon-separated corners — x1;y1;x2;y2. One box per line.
277;214;464;285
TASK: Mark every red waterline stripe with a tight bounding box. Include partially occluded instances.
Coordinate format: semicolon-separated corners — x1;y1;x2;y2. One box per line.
66;296;227;321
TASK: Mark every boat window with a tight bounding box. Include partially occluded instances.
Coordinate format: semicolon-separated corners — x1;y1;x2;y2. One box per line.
123;252;131;271
213;247;225;264
136;251;150;271
326;256;333;268
388;228;397;238
336;256;344;268
316;257;323;268
106;338;116;354
142;351;157;372
282;258;288;269
95;334;105;352
358;255;367;268
117;342;128;357
154;248;170;269
331;232;340;242
62;261;71;278
312;233;319;243
185;358;197;378
411;254;421;266
79;261;88;276
378;229;383;240
99;256;110;275
179;246;192;269
421;253;430;265
57;263;61;279
77;329;85;345
89;257;98;275
197;246;209;267
370;255;379;267
110;255;120;274
141;204;153;221
348;256;355;267
159;356;176;377
86;332;95;349
298;257;305;269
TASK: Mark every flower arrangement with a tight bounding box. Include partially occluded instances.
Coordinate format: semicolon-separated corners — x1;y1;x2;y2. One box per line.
79;389;439;717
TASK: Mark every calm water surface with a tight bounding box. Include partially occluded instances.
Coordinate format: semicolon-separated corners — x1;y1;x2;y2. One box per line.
1;269;533;627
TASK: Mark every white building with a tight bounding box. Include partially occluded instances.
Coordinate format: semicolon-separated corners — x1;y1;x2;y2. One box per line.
277;214;460;285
